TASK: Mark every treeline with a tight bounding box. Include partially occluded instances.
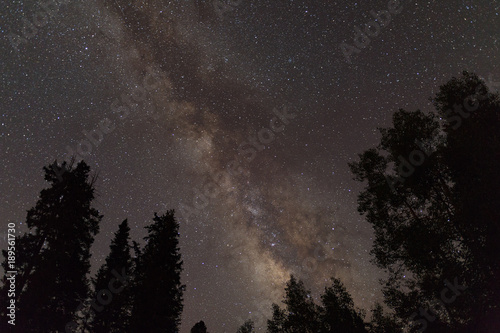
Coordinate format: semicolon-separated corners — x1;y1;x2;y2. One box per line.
0;159;398;332
1;72;499;332
194;276;400;333
0;161;184;333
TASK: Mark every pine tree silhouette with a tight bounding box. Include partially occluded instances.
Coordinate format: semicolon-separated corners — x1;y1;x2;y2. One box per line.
92;219;134;333
0;160;101;332
267;275;321;333
191;320;208;333
129;210;185;332
320;278;367;333
367;303;401;333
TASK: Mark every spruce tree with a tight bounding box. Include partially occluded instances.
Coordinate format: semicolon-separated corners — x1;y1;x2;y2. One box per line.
92;219;133;333
267;304;287;333
267;275;321;333
236;319;255;333
320;278;367;333
367;303;401;333
191;320;208;333
0;160;101;332
129;210;185;332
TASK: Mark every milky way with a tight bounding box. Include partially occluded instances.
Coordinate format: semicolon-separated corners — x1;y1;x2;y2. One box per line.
1;0;499;331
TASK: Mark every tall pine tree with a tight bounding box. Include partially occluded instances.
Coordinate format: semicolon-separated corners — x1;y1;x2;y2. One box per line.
0;160;101;332
267;275;321;333
91;219;133;333
320;278;367;333
367;303;402;333
129;210;185;332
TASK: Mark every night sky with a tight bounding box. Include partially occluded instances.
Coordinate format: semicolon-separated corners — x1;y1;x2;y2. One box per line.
1;0;499;331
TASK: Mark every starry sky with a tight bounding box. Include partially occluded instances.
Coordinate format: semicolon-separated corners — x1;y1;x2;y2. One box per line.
1;0;499;332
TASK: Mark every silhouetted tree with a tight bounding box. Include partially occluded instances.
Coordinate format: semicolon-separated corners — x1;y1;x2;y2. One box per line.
267;275;321;333
129;210;185;332
0;160;101;332
349;72;500;331
267;303;287;333
191;320;208;333
367;303;401;333
91;219;134;333
432;72;500;332
236;319;255;333
320;277;367;333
